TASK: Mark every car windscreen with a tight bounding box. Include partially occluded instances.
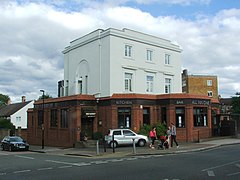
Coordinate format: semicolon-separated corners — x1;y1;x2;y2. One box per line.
9;137;23;142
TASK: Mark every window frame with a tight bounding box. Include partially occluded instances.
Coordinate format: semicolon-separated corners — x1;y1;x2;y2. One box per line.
146;75;154;93
124;72;133;92
165;78;172;93
146;49;153;62
165;54;170;65
125;44;133;58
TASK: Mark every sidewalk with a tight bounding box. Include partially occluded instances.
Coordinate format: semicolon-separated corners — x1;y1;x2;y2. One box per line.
29;137;240;158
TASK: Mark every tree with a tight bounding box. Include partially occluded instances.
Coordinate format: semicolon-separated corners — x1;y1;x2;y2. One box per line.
38;93;53;100
231;92;240;114
0;117;15;135
0;93;10;107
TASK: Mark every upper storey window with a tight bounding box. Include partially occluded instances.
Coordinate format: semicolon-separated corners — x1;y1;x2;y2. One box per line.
125;45;132;57
207;80;212;86
146;50;153;62
165;54;170;65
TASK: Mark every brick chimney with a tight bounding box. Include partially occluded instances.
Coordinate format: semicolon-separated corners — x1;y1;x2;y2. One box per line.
22;96;26;102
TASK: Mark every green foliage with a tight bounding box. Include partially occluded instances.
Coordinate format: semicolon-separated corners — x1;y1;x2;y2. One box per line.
38;93;53;100
0;93;10;106
232;93;240;114
138;122;167;137
92;132;103;140
0;117;15;135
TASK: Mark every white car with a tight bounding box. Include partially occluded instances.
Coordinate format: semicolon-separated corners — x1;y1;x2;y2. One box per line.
106;129;149;148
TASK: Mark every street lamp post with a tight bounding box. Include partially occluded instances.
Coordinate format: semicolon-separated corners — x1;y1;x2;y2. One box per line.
40;90;45;149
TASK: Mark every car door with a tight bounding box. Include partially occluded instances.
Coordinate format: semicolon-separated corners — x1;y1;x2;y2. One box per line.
122;130;136;145
112;130;123;144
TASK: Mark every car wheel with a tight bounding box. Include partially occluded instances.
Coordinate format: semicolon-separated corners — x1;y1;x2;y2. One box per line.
109;141;118;148
9;145;13;152
1;145;4;151
138;139;146;147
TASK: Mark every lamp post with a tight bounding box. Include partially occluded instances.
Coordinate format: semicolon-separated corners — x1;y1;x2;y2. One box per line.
40;90;45;149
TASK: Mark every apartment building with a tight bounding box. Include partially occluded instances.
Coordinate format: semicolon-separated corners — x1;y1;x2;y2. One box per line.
182;69;218;99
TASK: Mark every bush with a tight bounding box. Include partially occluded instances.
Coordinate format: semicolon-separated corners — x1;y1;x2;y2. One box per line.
138;123;167;138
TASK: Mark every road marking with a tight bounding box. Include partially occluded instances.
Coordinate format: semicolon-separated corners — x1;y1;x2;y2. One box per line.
37;167;53;171
14;170;31;174
15;155;34;160
92;160;108;164
0;173;7;176
207;170;215;176
235;164;240;168
58;166;73;169
108;159;124;162
202;160;240;171
227;172;240;176
73;162;91;166
125;157;138;161
46;160;75;165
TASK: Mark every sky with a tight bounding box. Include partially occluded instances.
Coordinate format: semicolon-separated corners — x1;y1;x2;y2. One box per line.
0;0;240;103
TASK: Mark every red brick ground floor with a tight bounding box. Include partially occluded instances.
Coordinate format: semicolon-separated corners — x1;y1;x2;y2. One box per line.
27;93;220;147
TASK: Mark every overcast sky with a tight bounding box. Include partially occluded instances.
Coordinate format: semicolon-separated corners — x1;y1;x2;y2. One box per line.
0;0;240;103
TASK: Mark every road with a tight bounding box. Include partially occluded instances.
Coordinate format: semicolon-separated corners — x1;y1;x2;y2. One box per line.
0;144;240;180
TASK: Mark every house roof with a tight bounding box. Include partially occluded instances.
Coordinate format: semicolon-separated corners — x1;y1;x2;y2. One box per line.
0;101;32;117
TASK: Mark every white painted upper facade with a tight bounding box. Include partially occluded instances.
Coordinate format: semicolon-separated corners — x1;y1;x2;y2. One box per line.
62;28;182;98
11;101;34;129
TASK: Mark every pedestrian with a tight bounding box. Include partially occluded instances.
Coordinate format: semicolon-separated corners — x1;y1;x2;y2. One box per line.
149;127;157;148
171;123;179;148
166;126;171;147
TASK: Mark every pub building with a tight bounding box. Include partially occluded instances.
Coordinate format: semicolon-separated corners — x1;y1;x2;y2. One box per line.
27;93;220;147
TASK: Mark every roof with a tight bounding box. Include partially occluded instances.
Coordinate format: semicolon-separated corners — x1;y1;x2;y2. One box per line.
219;98;232;105
0;101;32;117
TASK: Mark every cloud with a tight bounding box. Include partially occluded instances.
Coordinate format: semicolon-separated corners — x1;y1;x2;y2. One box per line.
0;0;239;102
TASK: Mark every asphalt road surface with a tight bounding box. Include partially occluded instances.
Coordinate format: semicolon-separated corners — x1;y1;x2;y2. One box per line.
0;144;240;180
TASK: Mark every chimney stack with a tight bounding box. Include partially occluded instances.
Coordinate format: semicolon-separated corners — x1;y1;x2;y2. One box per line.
22;96;26;102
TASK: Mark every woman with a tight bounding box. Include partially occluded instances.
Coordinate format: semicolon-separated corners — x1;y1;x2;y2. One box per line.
149;127;157;148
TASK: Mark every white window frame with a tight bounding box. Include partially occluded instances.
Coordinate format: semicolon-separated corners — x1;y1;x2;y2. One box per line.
125;45;132;57
207;80;212;86
208;91;213;97
146;75;154;93
146;49;153;62
124;72;133;92
165;78;172;93
165;54;170;65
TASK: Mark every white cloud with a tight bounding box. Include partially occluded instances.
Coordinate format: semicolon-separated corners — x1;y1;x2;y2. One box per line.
0;0;239;102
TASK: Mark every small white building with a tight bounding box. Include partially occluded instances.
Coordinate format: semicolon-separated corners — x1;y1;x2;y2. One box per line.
61;28;182;98
0;96;34;129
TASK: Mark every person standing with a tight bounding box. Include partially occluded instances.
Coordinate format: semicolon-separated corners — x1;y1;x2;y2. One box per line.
149;127;157;148
171;123;179;148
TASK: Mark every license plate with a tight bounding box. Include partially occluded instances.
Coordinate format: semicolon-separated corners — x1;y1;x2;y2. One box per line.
19;146;25;148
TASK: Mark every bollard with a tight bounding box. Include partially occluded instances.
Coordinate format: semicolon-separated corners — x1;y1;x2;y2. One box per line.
103;136;106;152
112;135;115;153
96;140;100;155
132;138;136;155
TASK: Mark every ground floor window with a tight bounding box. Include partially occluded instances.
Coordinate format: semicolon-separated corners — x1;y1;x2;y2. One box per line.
161;107;167;124
60;109;69;128
50;109;58;127
143;107;150;125
118;107;131;128
193;107;208;127
37;110;43;127
176;107;185;127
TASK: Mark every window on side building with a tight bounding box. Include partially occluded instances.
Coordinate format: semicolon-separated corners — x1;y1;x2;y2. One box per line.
207;80;212;86
176;107;185;128
208;91;213;97
193;107;208;127
50;109;58;127
60;109;69;128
